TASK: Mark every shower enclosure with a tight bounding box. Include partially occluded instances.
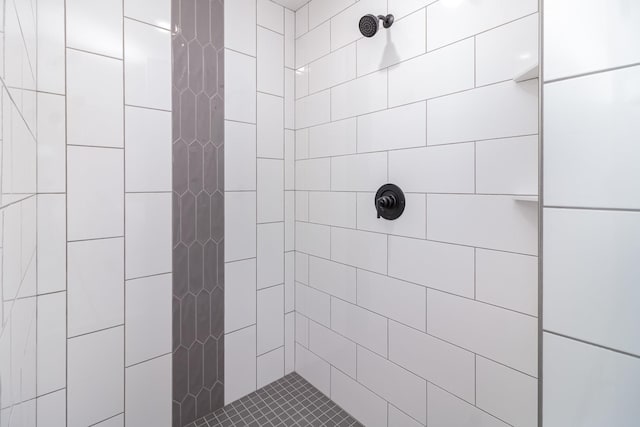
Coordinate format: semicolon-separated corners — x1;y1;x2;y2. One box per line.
1;0;639;426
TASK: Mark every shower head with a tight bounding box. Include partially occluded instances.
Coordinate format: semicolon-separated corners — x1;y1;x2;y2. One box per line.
359;13;394;38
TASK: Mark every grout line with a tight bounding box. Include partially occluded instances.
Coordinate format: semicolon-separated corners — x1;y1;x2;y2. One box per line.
543;330;640;360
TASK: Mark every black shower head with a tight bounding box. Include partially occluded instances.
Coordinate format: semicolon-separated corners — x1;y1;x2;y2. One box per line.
359;14;394;38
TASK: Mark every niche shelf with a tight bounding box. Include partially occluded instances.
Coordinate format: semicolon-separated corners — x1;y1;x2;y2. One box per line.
513;63;539;82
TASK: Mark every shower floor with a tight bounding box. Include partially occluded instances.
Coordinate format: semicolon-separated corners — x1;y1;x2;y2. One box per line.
188;372;363;426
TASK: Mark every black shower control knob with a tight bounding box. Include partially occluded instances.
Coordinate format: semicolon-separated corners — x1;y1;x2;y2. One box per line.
375;184;405;220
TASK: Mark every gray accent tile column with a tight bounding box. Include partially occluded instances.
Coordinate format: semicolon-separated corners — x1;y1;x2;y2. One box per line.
172;1;225;425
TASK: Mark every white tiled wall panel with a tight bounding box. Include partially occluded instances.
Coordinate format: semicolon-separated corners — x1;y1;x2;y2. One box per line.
356;193;427;239
476;357;538;427
308;192;356;228
544;0;640;81
124;0;171;29
224;326;257;405
295;283;330;327
225;0;257;55
257;223;285;289
36;93;66;192
427;80;538;145
308;119;356;158
544;208;640;356
258;0;284;33
357;102;426;153
389;39;474;107
308;256;357;302
331;228;387;274
36;195;66;294
428;290;538;376
257;159;284;222
125;356;172;427
330;298;387;357
295;21;330;68
225;50;257;123
544;66;640;209
66;0;123;58
225;192;257;261
295;344;331;396
330;368;387;427
257;347;285;388
543;332;640;427
257;26;285;96
37;293;66;395
308;0;354;30
331;71;387;121
225;259;257;333
309;321;356;377
427;383;509;427
257;285;285;354
37;0;65;94
257;93;285;158
426;0;537;51
331;153;387;192
225;121;257;191
308;44;356;94
295;222;330;258
296;90;331;129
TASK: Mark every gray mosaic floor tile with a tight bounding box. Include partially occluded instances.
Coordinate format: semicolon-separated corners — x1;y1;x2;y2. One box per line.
186;373;365;427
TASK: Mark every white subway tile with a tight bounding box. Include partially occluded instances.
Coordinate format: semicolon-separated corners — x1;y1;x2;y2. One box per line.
257;27;284;96
37;194;66;294
428;383;509;427
125;274;172;366
257;93;284;158
285;312;294;373
37;390;66;427
37;292;66;395
357;193;426;239
295;252;309;284
68;327;124;427
296;191;309;221
428;290;538;376
309;192;357;228
476;135;539;195
331;228;387;274
225;0;256;55
295;313;309;347
124;19;171;110
295;129;309;159
357;8;426;76
295;344;331;396
309;0;355;29
476;249;538;316
68;238;124;337
388;404;423;427
330;0;387;51
331;152;387;192
544;208;640;355
477;357;538;427
295;4;309;37
37;0;65;93
125;355;171;427
296;21;330;68
309;256;357;303
389;39;474;107
285;131;295;189
357;102;426;153
296;159;331;191
225;50;256;123
331;367;388;427
309;119;357;158
66;0;122;57
388;236;475;297
427;80;538;145
258;0;284;33
285;70;295;128
331;298;387;356
295;222;330;258
427;194;539;255
257;159;284;223
257;285;285;354
543;332;640;426
285;10;295;67
296;66;309;99
331;70;387;120
476;14;539;86
225;192;257;262
427;0;537;51
544;0;640;80
544;66;640;209
388;0;436;19
257;347;285;388
37;93;65;192
296;90;331;128
225;259;257;333
357;347;427;425
388;143;475;193
225;121;257;191
225;326;257;404
285;191;295;251
125;193;172;279
95;415;123;427
309;321;356;377
67;50;123;148
285;252;295;312
124;0;170;29
389;321;475;403
308;44;356;94
125;107;171;192
296;283;331;327
257;223;284;289
357;270;425;331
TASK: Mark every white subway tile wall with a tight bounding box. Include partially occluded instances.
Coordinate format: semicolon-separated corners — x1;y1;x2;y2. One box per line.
0;0;173;424
543;1;640;424
292;1;540;426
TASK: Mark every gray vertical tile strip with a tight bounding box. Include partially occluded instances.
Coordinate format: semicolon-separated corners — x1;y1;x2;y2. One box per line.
173;1;225;426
